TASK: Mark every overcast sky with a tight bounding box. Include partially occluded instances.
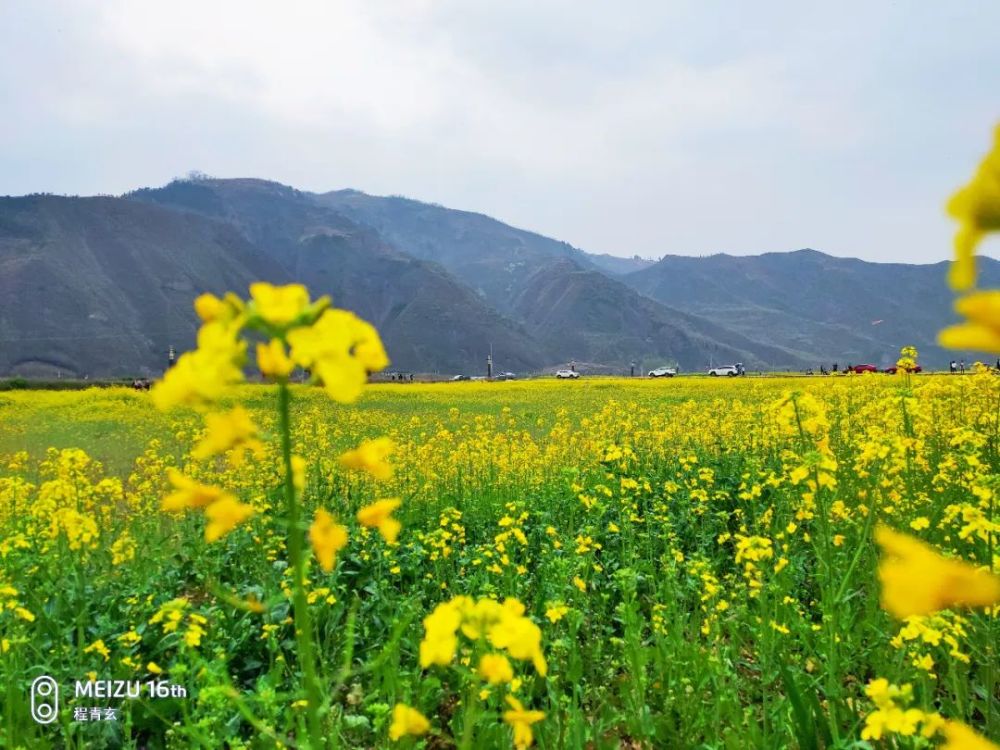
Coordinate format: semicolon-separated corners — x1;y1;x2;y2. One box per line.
2;1;999;263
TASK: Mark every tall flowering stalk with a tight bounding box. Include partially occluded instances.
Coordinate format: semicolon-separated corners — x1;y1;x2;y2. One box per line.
152;283;389;748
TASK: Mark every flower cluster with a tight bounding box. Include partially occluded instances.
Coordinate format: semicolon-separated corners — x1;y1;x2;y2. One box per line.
940;123;1000;352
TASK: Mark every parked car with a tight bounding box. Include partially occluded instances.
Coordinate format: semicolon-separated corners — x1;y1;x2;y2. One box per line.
555;369;580;379
707;364;742;377
850;364;878;374
882;364;923;374
648;366;677;378
495;372;517;380
450;374;469;381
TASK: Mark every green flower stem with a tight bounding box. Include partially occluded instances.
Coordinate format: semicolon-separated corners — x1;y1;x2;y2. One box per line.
278;383;325;748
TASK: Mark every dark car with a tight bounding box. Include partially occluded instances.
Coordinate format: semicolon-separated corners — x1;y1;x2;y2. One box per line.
883;364;923;374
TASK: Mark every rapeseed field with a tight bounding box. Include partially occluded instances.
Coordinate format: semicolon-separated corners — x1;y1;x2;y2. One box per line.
1;367;999;748
1;124;999;749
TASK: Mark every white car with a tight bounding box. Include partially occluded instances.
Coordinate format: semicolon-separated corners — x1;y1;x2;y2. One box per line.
707;364;740;377
555;369;580;379
648;366;676;378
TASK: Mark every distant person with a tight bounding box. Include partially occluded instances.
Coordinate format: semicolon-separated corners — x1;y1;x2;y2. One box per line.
960;359;966;374
950;360;957;374
820;365;827;375
832;363;838;373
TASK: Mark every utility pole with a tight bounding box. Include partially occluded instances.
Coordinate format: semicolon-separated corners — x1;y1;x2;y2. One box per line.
487;344;493;379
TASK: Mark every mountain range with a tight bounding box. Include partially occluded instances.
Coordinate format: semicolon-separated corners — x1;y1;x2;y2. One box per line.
0;177;989;378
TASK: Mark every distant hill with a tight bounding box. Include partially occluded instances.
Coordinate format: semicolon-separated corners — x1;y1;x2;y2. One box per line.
128;179;547;374
622;249;1000;367
0;195;286;377
316;189;808;370
0;179;982;377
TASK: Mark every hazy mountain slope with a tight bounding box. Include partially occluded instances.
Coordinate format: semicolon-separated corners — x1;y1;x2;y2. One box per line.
513;258;808;370
0;195;288;377
586;253;657;276
624;249;1000;366
313;189;596;312
314;188;806;369
128;179;546;373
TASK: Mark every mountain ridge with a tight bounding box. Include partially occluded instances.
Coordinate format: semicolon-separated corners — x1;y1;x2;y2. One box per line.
0;177;982;377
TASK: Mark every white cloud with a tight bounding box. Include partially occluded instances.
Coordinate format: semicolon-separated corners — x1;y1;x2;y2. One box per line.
1;0;998;263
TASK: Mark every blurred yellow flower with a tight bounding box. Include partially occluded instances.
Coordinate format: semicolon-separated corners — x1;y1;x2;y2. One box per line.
249;282;310;326
388;703;430;741
309;508;348;572
191;407;262;464
339;438;394;480
257;339;295;379
204;496;255;542
287;309;389;403
946;123;1000;291
503;696;545;749
478;653;514;685
152;321;246;410
357;498;402;543
941;721;1000;750
875;525;1000;618
939;290;1000;353
162;469;235;511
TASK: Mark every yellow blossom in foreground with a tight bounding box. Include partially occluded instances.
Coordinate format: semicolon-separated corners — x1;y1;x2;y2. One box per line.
162;469;236;511
256;339;295;379
419;600;463;668
503;696;545;749
152;321;246;410
946;123;1000;291
941;721;1000;750
249;282;310;326
939;290;1000;353
194;292;244;324
339;437;394;480
875;526;1000;618
147;662;163;675
204;496;255;542
309;509;348;572
191;407;262;463
357;498;402;543
388;703;430;741
479;653;514;685
286;308;389;402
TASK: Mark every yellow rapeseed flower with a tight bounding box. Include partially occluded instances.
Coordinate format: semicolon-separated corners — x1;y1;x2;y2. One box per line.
503;696;545;749
875;525;1000;618
388;703;430;741
191;407;262;464
339;438;394;480
941;721;1000;750
203;496;255;542
357;498;402;543
257;339;295;379
939;290;1000;353
478;653;514;685
946;123;1000;291
309;508;348;572
162;469;236;511
152;321;246;410
249;283;310;326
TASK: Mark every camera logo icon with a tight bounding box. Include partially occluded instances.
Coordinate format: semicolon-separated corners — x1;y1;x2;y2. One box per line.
30;675;59;724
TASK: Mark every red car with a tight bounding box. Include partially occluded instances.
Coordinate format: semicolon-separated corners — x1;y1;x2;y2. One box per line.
850;364;878;373
883;364;923;374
